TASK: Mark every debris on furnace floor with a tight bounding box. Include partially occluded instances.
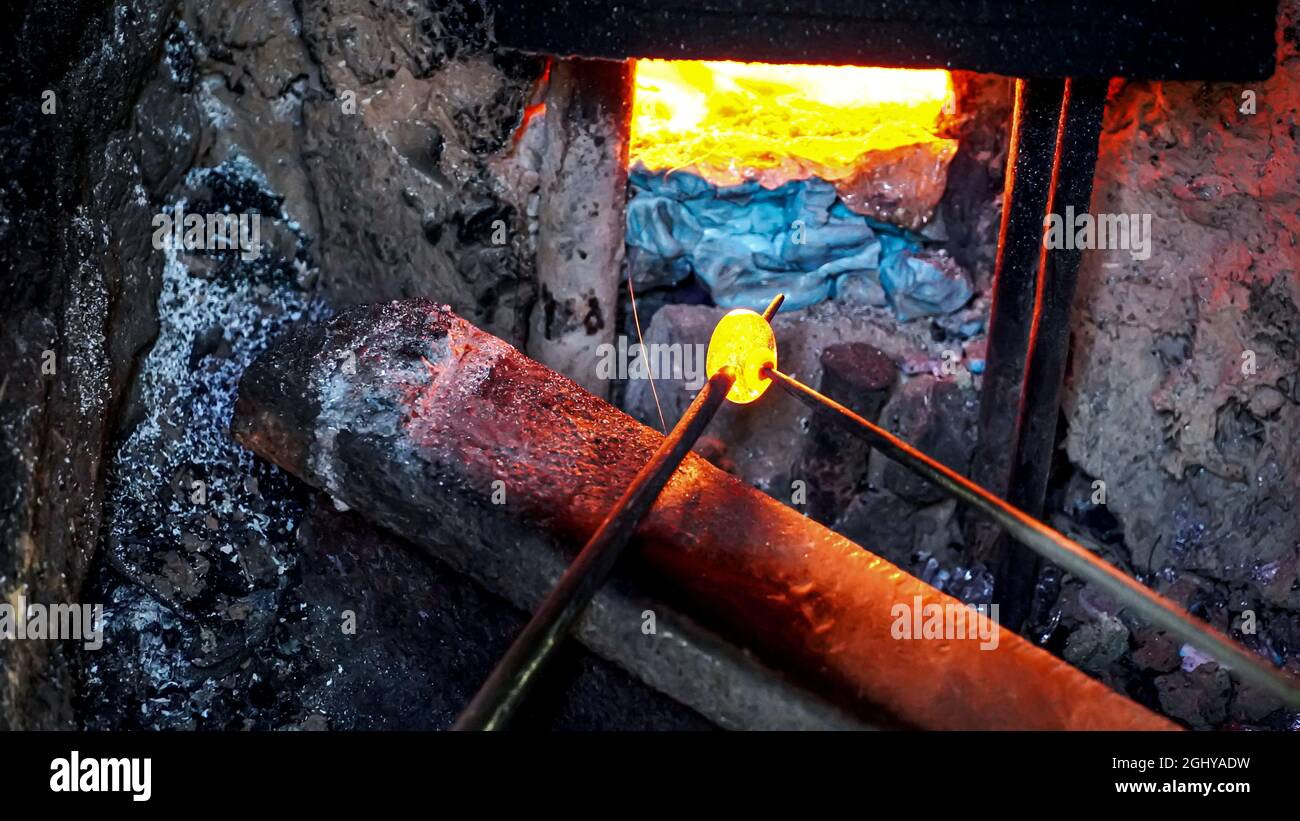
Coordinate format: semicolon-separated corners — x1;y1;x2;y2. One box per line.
626;169;973;316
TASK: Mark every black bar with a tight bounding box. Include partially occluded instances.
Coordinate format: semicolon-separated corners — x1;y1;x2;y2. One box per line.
5;731;1296;806
991;77;1109;631
968;78;1064;628
490;0;1278;81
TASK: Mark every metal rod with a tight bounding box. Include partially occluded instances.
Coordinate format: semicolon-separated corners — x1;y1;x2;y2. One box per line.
982;78;1109;630
454;367;738;730
761;292;785;320
968;78;1067;629
764;365;1300;710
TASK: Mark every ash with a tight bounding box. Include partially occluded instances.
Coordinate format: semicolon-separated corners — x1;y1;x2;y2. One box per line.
83;158;329;729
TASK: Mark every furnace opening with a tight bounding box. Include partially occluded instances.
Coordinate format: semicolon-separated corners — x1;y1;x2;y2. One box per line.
630;59;956;189
623;59;972;318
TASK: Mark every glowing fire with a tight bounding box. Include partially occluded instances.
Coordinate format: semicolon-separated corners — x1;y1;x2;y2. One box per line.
630;60;954;187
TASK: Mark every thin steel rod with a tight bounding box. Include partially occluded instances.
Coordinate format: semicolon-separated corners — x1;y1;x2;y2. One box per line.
761;293;785;320
454;368;738;730
764;365;1300;710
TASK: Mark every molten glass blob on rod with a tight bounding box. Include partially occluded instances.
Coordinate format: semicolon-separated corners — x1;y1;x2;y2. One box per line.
756;364;1300;711
453;295;785;731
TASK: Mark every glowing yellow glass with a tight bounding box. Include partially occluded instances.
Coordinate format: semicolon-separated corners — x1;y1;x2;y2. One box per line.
706;309;777;404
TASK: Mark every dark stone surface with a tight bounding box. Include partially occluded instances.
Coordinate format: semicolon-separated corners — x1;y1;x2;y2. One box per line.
0;0;177;730
796;343;896;525
878;376;979;505
1052;0;1300;729
81;494;711;730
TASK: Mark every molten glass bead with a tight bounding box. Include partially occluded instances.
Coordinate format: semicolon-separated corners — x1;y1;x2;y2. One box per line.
706;308;777;404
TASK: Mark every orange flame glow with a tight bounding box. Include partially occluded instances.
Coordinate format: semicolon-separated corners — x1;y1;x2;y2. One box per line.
630;60;954;187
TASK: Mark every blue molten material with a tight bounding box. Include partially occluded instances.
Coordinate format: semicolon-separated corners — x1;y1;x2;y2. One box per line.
626;169;972;320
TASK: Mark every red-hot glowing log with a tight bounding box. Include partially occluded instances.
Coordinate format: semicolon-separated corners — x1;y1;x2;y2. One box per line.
233;299;1174;730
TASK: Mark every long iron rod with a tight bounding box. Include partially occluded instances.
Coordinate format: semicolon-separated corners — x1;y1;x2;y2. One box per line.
764;365;1300;710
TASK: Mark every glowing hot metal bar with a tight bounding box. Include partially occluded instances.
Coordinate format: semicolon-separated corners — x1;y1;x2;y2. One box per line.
759;363;1300;711
453;295;784;730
